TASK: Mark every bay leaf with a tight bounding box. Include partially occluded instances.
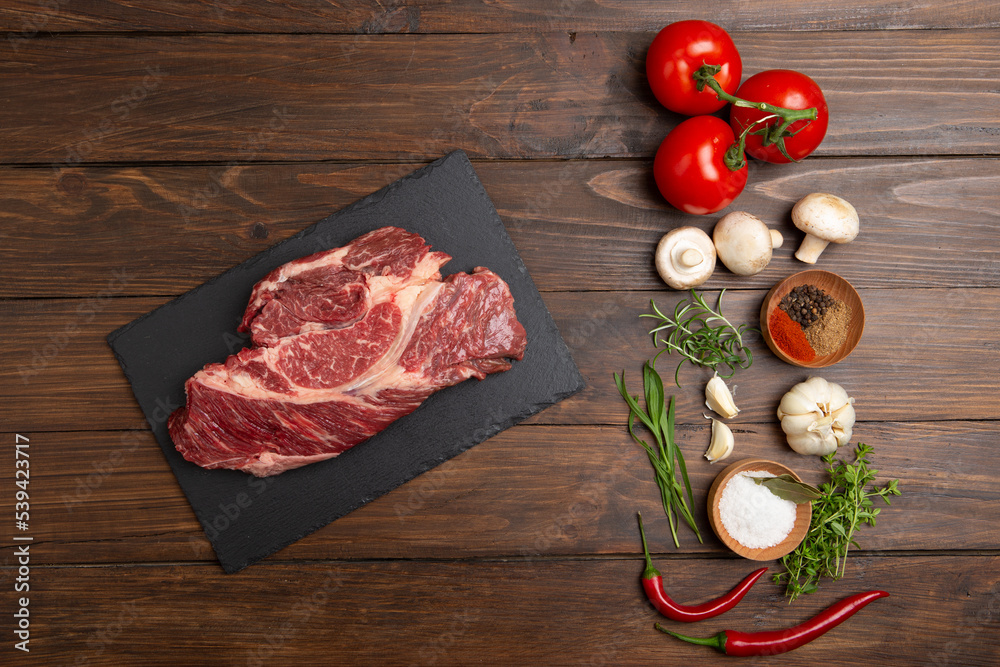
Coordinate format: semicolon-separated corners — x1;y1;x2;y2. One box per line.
753;474;822;504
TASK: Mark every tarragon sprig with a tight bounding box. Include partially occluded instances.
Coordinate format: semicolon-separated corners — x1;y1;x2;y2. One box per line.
641;289;756;387
615;362;702;548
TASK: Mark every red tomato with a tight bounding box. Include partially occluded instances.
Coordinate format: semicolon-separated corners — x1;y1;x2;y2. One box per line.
646;20;742;116
729;70;828;163
653;116;748;215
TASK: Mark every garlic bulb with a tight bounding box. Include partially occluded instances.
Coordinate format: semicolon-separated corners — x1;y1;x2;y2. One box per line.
777;376;856;456
705;374;739;419
705;419;734;463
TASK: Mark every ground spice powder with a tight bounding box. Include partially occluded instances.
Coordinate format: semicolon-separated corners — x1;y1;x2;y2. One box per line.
805;300;852;355
768;308;816;362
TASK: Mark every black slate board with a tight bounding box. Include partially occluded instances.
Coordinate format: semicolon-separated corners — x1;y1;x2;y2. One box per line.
107;151;585;573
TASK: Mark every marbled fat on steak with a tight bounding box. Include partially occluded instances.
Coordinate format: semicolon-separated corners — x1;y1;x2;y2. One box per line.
167;227;527;477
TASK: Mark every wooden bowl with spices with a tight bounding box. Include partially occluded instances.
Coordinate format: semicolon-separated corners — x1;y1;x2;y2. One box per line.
760;270;865;368
707;458;812;561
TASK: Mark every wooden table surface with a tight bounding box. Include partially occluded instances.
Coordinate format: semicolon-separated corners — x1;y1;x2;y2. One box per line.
3;1;999;664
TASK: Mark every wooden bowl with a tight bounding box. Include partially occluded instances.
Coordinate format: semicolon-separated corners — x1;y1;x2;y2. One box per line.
707;458;812;561
760;269;865;368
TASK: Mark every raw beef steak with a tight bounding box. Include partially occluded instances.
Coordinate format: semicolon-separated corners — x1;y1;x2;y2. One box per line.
168;227;527;477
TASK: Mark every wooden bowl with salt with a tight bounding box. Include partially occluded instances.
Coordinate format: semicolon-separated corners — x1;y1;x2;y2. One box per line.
760;269;865;368
707;458;812;561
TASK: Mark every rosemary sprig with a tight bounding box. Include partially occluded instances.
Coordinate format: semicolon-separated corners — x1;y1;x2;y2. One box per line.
640;289;756;387
774;443;901;602
615;362;702;548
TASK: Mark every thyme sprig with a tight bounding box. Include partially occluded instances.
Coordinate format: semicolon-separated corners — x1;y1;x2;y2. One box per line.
775;443;901;602
615;362;702;548
641;289;756;387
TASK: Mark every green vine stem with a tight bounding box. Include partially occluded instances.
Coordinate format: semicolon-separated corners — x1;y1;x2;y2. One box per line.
693;63;818;171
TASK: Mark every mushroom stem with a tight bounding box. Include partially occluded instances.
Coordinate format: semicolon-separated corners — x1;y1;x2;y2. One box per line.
679;248;704;268
769;229;783;249
655;226;717;289
795;234;831;264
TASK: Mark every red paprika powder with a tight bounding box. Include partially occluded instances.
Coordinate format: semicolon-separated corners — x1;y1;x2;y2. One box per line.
768;308;815;362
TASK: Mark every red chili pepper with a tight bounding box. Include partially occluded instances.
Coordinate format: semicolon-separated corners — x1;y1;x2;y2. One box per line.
637;512;767;622
655;590;889;655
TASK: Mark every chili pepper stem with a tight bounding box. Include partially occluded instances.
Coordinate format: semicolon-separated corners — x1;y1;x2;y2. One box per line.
654;624;727;652
636;512;662;580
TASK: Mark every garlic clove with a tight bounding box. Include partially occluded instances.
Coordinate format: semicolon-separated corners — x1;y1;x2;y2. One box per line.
779;413;822;436
833;426;852;449
705;419;735;463
828;383;853;409
830;403;856;447
788;431;837;456
705;374;740;419
777;389;818;419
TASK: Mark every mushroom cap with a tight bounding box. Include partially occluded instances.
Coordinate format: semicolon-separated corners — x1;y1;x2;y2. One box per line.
712;211;774;276
791;193;859;243
655;226;716;289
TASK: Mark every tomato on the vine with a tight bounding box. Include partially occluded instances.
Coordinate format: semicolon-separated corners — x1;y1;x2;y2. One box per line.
653;115;748;215
646;20;742;116
729;69;828;163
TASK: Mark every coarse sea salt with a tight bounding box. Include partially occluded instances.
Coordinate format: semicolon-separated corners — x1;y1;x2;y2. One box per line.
719;470;797;549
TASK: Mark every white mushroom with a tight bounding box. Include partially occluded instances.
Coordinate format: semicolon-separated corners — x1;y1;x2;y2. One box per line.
654;226;716;289
712;211;783;276
791;193;860;264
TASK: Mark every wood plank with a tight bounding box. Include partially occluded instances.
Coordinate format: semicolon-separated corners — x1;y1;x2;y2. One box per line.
5;288;1000;431
2;158;998;298
1;0;997;33
5;421;996;565
13;557;1000;665
3;32;998;164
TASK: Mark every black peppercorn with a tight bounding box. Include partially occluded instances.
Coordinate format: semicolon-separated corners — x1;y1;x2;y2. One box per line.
779;284;834;327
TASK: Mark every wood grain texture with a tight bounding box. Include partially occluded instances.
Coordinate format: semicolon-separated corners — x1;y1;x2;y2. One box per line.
3;31;999;165
5;288;999;431
11;557;999;665
2;1;998;662
1;0;998;33
3;158;998;298
5;421;994;565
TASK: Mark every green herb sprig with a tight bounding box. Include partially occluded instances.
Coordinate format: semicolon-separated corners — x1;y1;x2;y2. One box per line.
615;362;702;548
775;443;901;601
641;289;756;387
